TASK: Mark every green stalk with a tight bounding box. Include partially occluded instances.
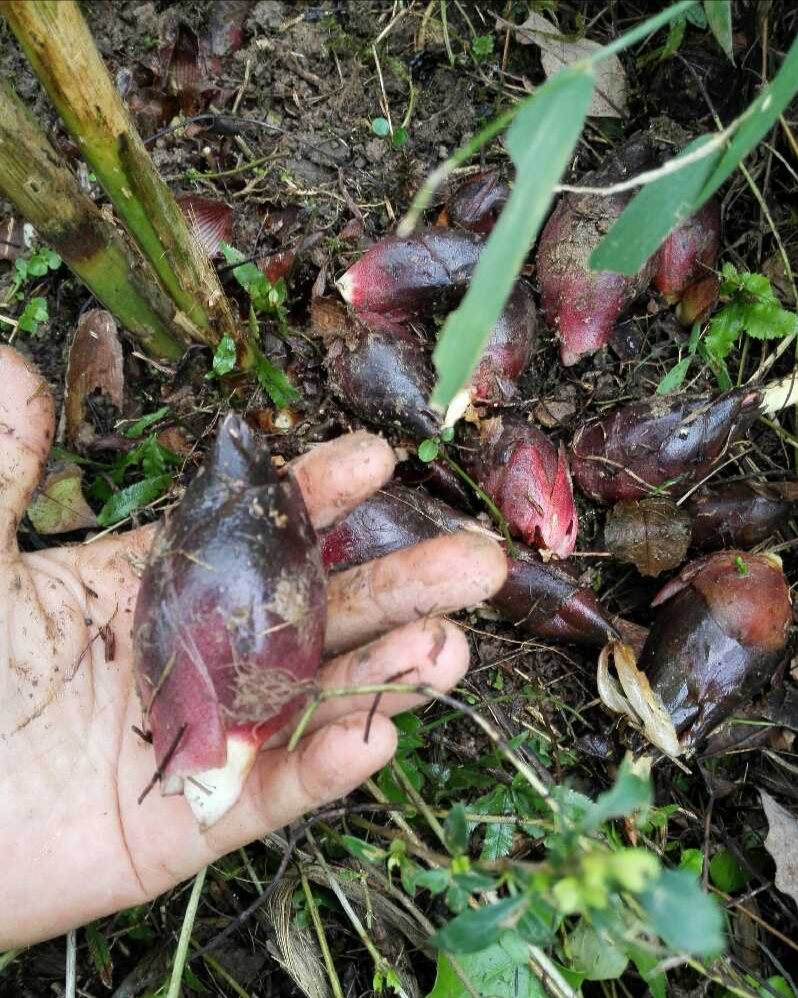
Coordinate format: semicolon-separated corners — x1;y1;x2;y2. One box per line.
0;81;185;360
1;0;236;350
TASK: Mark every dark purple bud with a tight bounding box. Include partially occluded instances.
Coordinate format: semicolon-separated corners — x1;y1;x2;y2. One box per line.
640;551;792;744
686;480;798;550
133;414;326;827
316;298;440;441
571;388;762;503
337;228;483;316
443;171;510;234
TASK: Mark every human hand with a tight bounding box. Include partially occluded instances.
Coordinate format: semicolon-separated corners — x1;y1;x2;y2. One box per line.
0;345;507;948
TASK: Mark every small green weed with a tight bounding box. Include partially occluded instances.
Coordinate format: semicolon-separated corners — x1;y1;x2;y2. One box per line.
52;409;179;528
657;262;798;395
2;246;62;336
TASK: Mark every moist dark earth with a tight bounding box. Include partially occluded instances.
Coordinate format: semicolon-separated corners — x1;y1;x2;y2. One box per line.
1;2;798;996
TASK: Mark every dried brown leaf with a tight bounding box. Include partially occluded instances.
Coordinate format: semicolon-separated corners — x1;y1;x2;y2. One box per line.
760;791;798;905
605;497;691;576
65;310;124;449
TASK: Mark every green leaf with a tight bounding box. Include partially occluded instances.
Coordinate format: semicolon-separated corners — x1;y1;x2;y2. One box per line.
686;4;708;27
704;0;733;61
481;819;515;862
418;438;440;462
254;354;299;407
17;296;48;334
656;355;693;395
414;868;451;895
699;34;798;203
444;802;470;856
709;848;750;893
639;869;725;956
208;334;237;378
472;34;494;63
568;920;629;980
85;921;113;989
392;126;409;148
97;474;171;526
629;946;667;998
583;755;652;831
426;943;545;998
679;847;705;877
431;67;594;408
123;406;170;438
705;304;744;361
660;15;687;60
440;425;455;443
340;835;388;866
591;135;722;275
371;116;391;137
431;896;527;954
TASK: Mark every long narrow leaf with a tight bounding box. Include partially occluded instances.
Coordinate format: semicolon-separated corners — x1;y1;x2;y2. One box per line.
431;69;594;408
704;0;733;61
698;33;798;200
590;33;798;278
590;135;722;275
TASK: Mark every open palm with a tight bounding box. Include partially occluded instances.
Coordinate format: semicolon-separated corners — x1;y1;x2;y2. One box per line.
0;345;506;948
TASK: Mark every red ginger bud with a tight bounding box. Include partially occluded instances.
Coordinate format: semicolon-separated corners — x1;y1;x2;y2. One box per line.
133;414;326;827
641;551;791;744
536;136;657;367
465;414;577;558
571;387;761;503
469;281;538;403
337;228;483;317
321;483;614;646
652;199;721;301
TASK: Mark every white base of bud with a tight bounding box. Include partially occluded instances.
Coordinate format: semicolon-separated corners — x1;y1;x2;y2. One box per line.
184;736;258;829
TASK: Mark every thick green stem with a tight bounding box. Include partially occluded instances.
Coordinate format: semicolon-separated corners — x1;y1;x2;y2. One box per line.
0;80;185;360
1;0;236;349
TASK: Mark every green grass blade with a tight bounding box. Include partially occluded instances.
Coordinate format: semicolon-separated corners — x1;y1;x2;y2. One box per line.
590;135;722;275
431;68;594;408
698;33;798;200
166;867;207;998
704;0;733;61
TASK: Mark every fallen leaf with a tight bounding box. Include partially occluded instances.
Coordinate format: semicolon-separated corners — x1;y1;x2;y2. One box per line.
176;195;234;258
760;791;798;905
27;463;97;534
605;497;692;576
65;310;125;449
502;11;628;118
598;642;682;757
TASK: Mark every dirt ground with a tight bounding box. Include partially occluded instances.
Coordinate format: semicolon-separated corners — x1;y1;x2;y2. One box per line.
1;2;798;997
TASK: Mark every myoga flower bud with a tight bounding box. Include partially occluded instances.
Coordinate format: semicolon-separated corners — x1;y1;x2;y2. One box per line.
315;298;441;441
465;414;577;558
640;551;792;745
133;414;326;828
441;171;510;234
321;483;614;646
469;280;537;403
336;228;483;317
685;480;798;551
571;388;761;503
652;200;721;302
536;136;657;367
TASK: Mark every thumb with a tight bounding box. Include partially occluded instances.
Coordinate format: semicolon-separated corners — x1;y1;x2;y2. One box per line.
0;346;54;556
